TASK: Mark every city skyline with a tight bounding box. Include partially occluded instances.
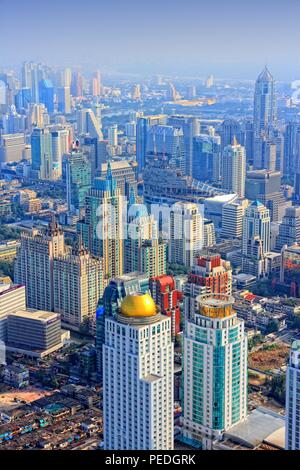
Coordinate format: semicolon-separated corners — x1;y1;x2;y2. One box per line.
1;0;300;80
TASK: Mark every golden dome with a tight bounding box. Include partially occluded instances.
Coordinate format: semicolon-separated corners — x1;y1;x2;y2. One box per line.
120;293;157;318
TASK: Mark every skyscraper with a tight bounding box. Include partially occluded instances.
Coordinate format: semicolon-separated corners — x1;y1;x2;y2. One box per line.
192;134;221;183
286;340;300;450
136;114;167;173
78;162;125;279
103;292;174;450
221;199;249;239
53;242;103;331
65;150;92;216
31;127;52;179
253;66;277;137
76;108;103;140
57;86;71;114
275;206;300;251
182;293;247;449
221;139;246;198
146;125;185;174
242;200;271;277
38;79;54;113
168;115;199;177
169;202;203;267
14;220;66;312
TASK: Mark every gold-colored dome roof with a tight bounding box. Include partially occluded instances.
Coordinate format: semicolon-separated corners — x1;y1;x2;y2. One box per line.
120;293;157;318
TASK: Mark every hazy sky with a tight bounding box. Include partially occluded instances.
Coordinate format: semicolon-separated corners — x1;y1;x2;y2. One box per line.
1;0;300;80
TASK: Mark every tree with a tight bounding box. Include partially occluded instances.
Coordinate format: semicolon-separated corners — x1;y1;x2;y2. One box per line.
265;319;279;334
269;374;286;405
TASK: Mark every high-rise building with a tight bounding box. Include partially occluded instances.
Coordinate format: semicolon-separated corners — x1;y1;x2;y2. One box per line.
275;206;300;251
221;200;249;239
245;169;290;222
65;150;92;216
280;244;300;297
71;72;83;97
242;200;271;277
125;210;167;277
136;114;167;172
57;86;71;114
286;340;300;450
31;127;52;179
107;124;118;146
103;293;174;450
97;161;137;198
242;200;270;255
169;202;203;267
253;66;277;137
77;108;103;140
203;219;216;247
38;79;54;113
149;275;182;338
221;139;246;198
78;162;125;279
219;119;243;150
168;115;199;177
51;128;70;179
284;121;300;180
182;293;247;449
53;243;103;330
192;134;221;183
14;220;66;312
146;124;185;174
0;282;26;343
0;133;25;165
254;134;277;171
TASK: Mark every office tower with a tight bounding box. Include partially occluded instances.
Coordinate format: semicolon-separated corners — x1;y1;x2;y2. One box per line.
222;139;246;198
57;86;71;114
51;128;69;179
38;79;54;113
31;127;53;179
60;68;72;87
286;341;300;450
222;200;249;239
275;206;300;251
182;293;247;449
254;133;276;171
53;242;103;331
0;133;25;165
65;150;92;216
149;275;182;338
192;134;221;182
245;169;290;222
284;121;300;180
71;71;83;97
76;108;103;140
78;162;125;278
0;283;26;343
219;119;243;150
2;105;26;134
136;114;167;172
29;103;49;128
242;119;254;165
146;125;185;174
14;220;66;312
203;219;216;247
7;310;61;354
242;201;270;277
169;202;203;267
253;66;277;136
103;292;174;450
242;200;270;255
108;124;118;146
269;127;284;174
168;115;199;177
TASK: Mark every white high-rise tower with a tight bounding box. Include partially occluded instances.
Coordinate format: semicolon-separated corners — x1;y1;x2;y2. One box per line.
103;293;174;450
